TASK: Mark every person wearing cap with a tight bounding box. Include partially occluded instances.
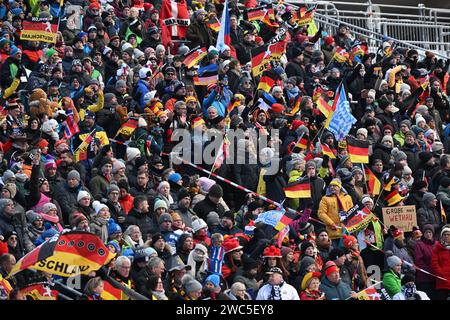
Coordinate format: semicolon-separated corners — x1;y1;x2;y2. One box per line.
170;188;195;229
382;251;404;298
89;157;113;199
193;184;227;221
25;210;44;245
158;212;179;254
53;169;87;225
318;178;354;245
299;271;325;300
186;9;216;49
256;267;300;300
0;43;23;90
383;226;415;274
211;211;241;237
417;192;442;231
320;260;355;300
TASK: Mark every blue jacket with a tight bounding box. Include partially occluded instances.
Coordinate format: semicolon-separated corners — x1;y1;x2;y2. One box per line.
320;276;352;300
202;86;232;117
136;80;150;112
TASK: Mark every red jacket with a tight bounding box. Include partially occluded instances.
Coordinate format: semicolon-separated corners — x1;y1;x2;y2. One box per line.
119;194;134;215
414;239;437;284
431;241;450;290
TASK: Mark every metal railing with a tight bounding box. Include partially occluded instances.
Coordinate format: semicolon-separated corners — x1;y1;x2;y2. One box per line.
313;13;450;60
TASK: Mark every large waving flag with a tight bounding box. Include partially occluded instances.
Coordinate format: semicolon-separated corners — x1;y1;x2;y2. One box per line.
347;136;369;163
326;85;356;141
7;231;116;279
364;166;382;196
251;42;286;77
116;118;138;137
74;130;95;162
316;93;334;119
193;64;219;86
160;0;190;46
216;0;230;53
284;179;311;198
19;282;58;300
183;46;207;69
257;92;277;111
257;69;281;93
254;210;285;228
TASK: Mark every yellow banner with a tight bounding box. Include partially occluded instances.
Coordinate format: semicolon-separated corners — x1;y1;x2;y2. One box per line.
20;30;57;43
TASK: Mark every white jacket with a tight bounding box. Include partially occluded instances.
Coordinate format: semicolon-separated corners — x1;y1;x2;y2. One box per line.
256;282;300;300
392;290;430;300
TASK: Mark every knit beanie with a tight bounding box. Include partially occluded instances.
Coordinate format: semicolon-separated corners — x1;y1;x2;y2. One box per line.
77;190;91;202
107;184;120;195
386;252;402;269
112;160;126;174
92;200;108;215
126;147;141;162
70;212;88;227
206;212;220;227
208;184;223;198
2;183;17;198
154;199;168;211
67;170;81;181
181;274;203;293
41;202;57;214
192;218;208;233
159;213;173;224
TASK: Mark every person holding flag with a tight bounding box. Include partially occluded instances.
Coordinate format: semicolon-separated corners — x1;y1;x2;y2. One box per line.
318;178;354;247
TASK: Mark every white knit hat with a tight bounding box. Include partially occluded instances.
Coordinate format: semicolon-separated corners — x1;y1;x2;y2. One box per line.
77;190;91;202
126;147;141;162
416;116;426;126
92;200;108;215
192;218;208;233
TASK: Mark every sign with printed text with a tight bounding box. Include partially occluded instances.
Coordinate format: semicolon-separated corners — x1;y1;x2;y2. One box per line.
382;205;417;232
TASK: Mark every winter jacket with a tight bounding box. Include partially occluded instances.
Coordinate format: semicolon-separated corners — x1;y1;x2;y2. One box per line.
317;190;354;239
186;20;216;49
89;216;109;244
383;237;415;274
53;182;86;226
414;238;437;285
431;241;450;290
372;143;393;170
193;196;226;221
123;208;155;241
320;276;352;300
417;205;442;231
256;282;300;300
382;269;402;298
89;174;111;199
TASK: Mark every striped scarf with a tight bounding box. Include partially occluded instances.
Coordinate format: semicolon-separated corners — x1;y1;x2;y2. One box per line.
269;281;284;300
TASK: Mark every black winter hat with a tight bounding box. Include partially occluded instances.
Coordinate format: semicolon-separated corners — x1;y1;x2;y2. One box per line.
242;256;259;271
222;211;235;223
418;152;433;164
117;179;129;192
100;157;113;169
177;188;190;200
328;248;345;261
208;184;223;198
292;46;303;58
300;241;314;253
135;157;147;169
401;273;416;286
440;176;450;188
411;180;427;192
247;201;263;213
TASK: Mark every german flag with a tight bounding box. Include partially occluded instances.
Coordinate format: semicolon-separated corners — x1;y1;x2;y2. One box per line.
316;93;334;119
246;6;267;22
383;176;397;192
193;64;218;86
347;136;369;163
116;118;138;137
251;42;286;77
284;180;311;198
320;143;336;159
7;231;116;279
0;274;12;297
440;200;447;224
74;131;94;162
286;95;301;116
275;212;295;231
101;280;128;300
227;99;240;115
19;283;58;300
183;46;207;69
296;5;316;26
364;166;381;196
385;189;404;207
207;16;221;32
333;47;349;63
312;86;323;102
257;69;280;93
295;133;309;150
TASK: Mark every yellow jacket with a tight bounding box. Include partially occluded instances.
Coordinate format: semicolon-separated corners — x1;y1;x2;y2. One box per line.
78;90;105;121
317;192;354;239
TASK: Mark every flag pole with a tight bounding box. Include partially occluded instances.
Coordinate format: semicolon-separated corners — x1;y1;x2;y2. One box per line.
361;163;369;195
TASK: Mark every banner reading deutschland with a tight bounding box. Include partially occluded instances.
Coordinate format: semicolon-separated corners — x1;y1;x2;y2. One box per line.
21;18;59;43
8;231;116;278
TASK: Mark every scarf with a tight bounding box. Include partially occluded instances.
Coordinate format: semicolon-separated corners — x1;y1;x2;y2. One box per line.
269;281;284;300
286;86;300;101
152;290;168;300
402;283;418;300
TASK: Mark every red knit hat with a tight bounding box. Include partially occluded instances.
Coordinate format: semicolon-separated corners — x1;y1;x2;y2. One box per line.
36;139;49;149
88;2;101;10
271;103;285;113
223;237;243;254
392;227;404;240
263;245;282;258
143;3;153;11
324;36;335;46
292;120;305;132
70;212;88;227
324;261;339;277
342;235;358;249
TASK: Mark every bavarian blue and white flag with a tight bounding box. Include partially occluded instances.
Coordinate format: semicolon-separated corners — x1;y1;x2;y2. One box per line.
327;85;356;141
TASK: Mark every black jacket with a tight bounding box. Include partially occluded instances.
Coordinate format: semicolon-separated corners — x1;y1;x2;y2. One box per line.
193;196;226;221
123;208;155;241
